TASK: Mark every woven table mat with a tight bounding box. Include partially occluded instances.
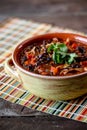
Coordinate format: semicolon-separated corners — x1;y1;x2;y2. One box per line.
0;18;87;123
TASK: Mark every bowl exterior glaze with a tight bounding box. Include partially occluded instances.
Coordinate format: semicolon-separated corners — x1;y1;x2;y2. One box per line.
13;33;87;100
16;69;87;100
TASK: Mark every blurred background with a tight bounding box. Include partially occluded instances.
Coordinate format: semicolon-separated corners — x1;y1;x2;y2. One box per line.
0;0;87;32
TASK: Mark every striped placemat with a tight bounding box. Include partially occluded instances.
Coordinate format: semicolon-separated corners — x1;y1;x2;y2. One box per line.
0;18;87;123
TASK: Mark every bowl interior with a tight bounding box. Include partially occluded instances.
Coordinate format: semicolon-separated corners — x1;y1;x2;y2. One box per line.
13;33;87;79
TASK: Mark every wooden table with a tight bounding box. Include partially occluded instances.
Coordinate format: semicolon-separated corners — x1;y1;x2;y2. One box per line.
0;0;87;129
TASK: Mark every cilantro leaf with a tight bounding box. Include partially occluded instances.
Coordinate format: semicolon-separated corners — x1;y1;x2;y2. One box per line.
68;53;77;64
52;51;57;64
47;44;54;52
47;43;67;52
57;43;68;52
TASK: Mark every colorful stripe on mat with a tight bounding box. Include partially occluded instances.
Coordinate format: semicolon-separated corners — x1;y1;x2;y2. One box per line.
0;18;87;123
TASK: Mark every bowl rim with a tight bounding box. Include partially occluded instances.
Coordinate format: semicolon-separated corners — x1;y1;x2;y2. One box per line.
12;32;87;80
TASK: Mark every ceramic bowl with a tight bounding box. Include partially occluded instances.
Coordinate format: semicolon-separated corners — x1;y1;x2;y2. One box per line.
5;33;87;100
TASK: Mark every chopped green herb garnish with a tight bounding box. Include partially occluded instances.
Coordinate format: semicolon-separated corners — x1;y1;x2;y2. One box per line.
47;43;77;64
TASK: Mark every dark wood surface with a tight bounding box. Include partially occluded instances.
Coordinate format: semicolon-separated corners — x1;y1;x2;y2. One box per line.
0;0;87;129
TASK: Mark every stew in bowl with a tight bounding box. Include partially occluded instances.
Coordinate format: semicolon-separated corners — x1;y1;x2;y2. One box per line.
20;37;87;76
